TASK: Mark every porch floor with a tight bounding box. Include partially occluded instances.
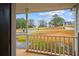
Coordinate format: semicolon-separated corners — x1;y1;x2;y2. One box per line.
16;49;46;56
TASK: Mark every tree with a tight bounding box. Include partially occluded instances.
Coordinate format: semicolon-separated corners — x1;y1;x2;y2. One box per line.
16;18;26;29
38;20;47;27
48;21;53;27
16;19;20;29
49;14;65;27
28;19;35;28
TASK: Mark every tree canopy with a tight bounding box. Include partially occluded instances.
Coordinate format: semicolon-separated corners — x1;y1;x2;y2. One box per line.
38;20;47;27
49;14;65;27
16;18;26;29
28;19;35;28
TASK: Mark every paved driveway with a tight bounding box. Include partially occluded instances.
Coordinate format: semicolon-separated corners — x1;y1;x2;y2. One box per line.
16;42;31;49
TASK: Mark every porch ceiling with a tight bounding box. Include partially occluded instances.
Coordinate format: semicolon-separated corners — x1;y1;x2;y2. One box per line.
16;3;76;13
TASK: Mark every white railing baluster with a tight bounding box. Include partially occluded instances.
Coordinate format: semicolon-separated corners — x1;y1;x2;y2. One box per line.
36;35;38;52
28;35;30;50
31;35;32;50
29;35;30;49
67;37;68;55
32;35;33;50
68;37;70;55
59;36;61;55
33;35;34;50
47;36;48;53
52;37;54;53
40;35;41;52
55;36;56;55
72;37;75;56
63;37;65;55
43;36;46;51
50;36;52;55
34;35;35;50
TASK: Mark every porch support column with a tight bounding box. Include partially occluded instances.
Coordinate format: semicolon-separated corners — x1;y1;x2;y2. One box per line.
11;3;16;56
75;4;79;56
76;4;79;56
25;8;29;51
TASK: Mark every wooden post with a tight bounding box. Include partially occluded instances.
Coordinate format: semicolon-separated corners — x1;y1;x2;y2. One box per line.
75;4;79;56
25;8;29;51
11;3;16;56
74;4;79;56
78;33;79;55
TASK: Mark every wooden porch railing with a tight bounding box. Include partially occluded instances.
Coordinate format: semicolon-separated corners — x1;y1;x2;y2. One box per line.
26;35;77;56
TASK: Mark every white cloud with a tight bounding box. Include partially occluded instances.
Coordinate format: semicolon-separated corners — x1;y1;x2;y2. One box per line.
39;10;65;17
49;10;65;15
39;12;50;16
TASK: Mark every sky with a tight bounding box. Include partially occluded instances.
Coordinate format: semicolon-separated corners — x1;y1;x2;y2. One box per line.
16;9;75;26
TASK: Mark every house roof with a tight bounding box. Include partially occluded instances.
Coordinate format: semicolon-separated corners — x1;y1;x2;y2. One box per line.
16;3;76;13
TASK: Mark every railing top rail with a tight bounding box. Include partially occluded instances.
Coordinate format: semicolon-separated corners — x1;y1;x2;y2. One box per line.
28;34;78;38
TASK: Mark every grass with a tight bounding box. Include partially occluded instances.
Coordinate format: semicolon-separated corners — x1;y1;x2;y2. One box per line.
16;35;26;42
17;39;26;42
